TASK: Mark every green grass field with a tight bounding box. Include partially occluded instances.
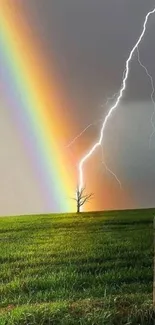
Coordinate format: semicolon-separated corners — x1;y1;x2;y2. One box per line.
0;209;154;324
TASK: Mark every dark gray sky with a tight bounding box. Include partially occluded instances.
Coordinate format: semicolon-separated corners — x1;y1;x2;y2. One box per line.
1;0;155;215
22;0;155;119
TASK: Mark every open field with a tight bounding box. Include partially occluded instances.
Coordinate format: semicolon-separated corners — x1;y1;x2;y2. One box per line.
0;209;154;324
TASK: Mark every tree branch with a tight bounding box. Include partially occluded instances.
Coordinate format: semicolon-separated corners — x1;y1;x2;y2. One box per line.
72;187;94;212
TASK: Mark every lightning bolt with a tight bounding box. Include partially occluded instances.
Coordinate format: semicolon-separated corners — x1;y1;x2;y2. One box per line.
66;93;119;150
66;118;102;148
136;47;155;148
78;8;155;191
101;145;122;189
105;93;118;106
66;100;122;187
67;92;123;150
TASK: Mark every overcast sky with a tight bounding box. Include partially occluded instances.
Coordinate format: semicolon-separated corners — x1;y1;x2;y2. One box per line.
1;0;155;215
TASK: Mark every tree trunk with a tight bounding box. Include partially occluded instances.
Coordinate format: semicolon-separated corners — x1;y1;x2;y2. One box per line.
77;202;80;213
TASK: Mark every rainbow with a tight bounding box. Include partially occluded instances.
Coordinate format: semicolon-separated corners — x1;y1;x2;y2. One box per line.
1;2;76;212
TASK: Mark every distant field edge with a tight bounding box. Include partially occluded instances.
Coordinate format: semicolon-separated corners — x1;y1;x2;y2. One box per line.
0;207;155;219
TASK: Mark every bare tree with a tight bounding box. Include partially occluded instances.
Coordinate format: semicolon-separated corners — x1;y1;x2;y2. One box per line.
74;186;94;213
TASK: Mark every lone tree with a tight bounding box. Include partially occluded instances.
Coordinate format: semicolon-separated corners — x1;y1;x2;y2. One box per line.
74;186;93;213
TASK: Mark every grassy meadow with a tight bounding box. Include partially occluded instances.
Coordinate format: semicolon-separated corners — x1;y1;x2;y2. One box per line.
0;209;154;324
